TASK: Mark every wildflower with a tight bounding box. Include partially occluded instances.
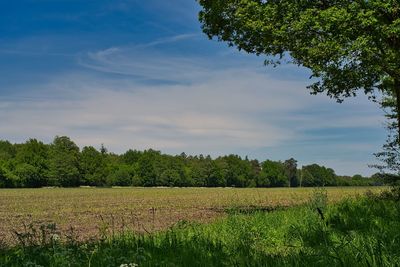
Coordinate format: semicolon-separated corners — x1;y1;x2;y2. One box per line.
51;234;60;242
119;263;138;267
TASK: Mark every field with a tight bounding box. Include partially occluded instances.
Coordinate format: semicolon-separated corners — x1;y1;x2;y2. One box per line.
0;187;384;245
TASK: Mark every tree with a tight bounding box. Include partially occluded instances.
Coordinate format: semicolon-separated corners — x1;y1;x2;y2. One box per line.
122;149;142;165
137;149;161;186
0;166;16;188
14;163;41;187
198;1;400;136
0;140;16;163
48;136;81;187
186;157;207;187
302;164;337;186
217;155;254;187
14;139;49;187
284;158;298;187
107;164;134;186
208;157;228;187
80;146;107;186
260;160;288;187
301;167;315;187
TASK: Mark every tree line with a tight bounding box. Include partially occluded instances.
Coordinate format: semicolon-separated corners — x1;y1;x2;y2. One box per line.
0;136;383;188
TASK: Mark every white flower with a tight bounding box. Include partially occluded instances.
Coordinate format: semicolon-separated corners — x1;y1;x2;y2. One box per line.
51;234;60;242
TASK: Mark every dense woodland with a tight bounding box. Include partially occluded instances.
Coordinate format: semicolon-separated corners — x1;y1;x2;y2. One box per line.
0;136;383;188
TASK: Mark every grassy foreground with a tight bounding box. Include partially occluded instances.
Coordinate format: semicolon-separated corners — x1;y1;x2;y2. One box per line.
1;189;399;266
0;187;384;244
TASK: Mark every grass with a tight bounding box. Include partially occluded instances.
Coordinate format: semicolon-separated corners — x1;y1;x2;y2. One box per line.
0;189;399;266
0;187;384;245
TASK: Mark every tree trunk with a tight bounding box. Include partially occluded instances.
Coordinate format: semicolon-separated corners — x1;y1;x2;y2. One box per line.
395;79;400;142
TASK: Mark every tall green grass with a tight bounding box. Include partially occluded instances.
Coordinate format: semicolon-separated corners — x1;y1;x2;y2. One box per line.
1;190;400;267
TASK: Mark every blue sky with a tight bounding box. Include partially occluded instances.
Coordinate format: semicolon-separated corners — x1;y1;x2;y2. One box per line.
0;0;387;175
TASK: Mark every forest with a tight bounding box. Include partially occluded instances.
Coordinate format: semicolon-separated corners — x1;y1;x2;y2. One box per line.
0;136;383;188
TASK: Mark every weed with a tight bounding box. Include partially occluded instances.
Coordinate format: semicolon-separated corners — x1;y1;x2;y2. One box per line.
308;188;328;220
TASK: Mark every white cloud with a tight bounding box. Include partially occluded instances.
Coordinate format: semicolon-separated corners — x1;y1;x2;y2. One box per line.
134;34;199;49
0;43;386;175
0;70;299;151
79;48;209;82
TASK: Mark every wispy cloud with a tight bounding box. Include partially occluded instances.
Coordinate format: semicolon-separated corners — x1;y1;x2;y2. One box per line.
78;38;225;83
135;33;199;48
0;55;385;176
0;69;299;149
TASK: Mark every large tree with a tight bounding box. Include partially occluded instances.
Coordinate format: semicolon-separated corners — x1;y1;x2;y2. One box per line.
80;146;107;186
284;158;298;187
198;0;400;136
14;139;49;187
48;136;81;187
260;160;288;187
301;164;337;186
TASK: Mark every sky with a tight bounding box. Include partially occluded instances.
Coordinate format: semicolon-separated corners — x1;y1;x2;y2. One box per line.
0;0;388;176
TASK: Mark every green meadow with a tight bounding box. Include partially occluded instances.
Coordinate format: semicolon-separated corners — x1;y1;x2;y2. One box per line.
1;187;398;266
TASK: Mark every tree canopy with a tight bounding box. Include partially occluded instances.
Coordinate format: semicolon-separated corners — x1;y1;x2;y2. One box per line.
198;0;400;135
0;136;381;188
